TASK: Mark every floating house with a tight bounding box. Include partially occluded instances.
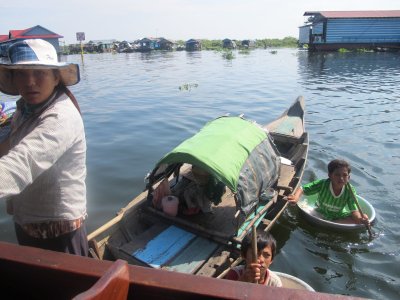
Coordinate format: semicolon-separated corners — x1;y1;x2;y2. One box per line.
185;39;201;51
0;35;9;57
299;10;400;51
115;40;136;53
137;38;159;52
241;39;256;48
0;25;63;56
158;38;175;50
222;38;237;49
86;39;116;53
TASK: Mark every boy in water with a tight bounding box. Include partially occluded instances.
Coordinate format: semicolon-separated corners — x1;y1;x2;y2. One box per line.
225;232;282;287
287;159;369;224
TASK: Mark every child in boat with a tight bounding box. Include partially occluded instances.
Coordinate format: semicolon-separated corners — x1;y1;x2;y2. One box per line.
224;232;282;287
287;159;369;224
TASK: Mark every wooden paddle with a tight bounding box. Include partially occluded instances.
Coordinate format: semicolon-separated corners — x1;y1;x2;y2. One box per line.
347;183;373;238
251;225;259;283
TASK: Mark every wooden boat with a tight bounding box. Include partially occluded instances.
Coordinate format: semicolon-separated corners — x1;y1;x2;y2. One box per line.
2;242;357;299
297;193;376;231
88;96;309;283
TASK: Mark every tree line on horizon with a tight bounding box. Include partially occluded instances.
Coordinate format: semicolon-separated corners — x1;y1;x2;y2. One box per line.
173;37;298;50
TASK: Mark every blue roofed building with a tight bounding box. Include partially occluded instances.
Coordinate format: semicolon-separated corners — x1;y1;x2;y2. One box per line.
299;10;400;51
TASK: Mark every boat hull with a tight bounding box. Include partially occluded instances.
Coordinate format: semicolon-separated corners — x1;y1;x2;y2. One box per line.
0;242;326;299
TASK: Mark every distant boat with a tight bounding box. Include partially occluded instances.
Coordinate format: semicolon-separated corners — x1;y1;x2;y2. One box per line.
297;193;376;231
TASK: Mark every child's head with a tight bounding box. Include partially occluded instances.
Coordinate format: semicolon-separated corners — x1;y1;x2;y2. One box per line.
328;159;351;175
241;231;277;262
0;39;80;102
328;159;351;188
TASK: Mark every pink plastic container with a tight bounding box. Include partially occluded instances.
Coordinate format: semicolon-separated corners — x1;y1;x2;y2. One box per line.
162;195;179;217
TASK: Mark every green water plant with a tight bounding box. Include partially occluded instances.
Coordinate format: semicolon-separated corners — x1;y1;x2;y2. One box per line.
238;49;251;55
179;83;199;91
222;50;235;60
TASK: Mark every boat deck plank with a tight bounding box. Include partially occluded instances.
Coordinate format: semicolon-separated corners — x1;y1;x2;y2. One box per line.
121;225;195;268
164;236;219;274
120;224;220;274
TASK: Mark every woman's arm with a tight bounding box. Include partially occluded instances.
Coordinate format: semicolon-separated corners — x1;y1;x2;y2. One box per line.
0;137;10;157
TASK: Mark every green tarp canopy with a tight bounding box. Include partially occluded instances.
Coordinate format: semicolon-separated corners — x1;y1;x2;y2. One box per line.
151;116;280;215
155;116;268;192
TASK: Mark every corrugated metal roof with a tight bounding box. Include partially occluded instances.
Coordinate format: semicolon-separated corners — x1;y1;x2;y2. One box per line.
8;26;63;39
10;34;63;39
9;29;27;38
304;10;400;18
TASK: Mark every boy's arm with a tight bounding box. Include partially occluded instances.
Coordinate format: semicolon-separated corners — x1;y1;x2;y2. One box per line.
287;179;325;204
351;210;369;224
287;187;303;204
347;184;370;224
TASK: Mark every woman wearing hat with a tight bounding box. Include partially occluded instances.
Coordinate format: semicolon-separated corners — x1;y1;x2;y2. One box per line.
0;39;88;256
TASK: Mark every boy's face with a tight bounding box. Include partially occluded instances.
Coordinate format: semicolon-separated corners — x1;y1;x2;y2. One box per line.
329;167;350;189
13;69;60;105
245;245;274;278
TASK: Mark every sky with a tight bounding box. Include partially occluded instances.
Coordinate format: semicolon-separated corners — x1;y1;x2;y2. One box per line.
1;1;399;44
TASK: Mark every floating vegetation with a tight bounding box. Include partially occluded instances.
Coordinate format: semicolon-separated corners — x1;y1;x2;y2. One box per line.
269;50;278;54
222;50;235;60
179;83;199;91
338;48;374;53
356;48;374;53
238;49;251;55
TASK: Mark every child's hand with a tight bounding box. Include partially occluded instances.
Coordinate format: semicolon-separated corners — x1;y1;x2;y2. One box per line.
286;194;298;205
360;213;370;226
241;263;262;283
286;188;303;206
353;211;370;225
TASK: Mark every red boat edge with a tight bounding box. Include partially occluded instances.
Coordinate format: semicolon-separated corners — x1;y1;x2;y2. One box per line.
0;242;364;300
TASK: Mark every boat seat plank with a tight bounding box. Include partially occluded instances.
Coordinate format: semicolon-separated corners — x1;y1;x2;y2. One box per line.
277;163;296;193
121;225;196;268
163;236;219;274
267;116;303;137
121;224;219;274
120;222;169;253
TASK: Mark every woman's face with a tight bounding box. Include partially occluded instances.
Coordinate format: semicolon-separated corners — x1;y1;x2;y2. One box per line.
12;69;60;104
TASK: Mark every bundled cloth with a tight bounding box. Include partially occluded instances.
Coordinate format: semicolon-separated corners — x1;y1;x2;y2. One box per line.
0;101;17;142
